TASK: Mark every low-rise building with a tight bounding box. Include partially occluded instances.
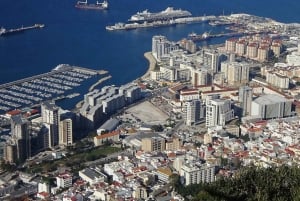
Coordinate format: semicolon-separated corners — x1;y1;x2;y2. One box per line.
79;168;107;184
94;130;120;146
56;172;72;188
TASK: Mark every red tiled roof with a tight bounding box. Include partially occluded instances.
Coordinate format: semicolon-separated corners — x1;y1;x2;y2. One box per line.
6;109;21;116
95;130;120;140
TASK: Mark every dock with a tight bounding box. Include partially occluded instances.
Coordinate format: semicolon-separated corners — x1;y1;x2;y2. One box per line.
106;15;216;31
0;24;45;36
187;31;271;42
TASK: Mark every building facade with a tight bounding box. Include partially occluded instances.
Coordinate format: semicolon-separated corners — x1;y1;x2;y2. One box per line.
41;101;60;148
239;86;253;116
206;95;234;127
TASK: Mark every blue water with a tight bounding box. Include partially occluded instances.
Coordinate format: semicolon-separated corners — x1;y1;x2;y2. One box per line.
0;0;299;109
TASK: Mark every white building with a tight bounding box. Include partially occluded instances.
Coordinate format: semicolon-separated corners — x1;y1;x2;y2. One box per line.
79;168;107;184
104;161;134;183
266;71;289;89
206;95;234;127
38;182;50;193
56;172;72;188
180;89;200;102
251;94;293;119
203;50;219;73
119;83;142;104
183;100;204;126
180;163;215;186
152;35;179;61
239;86;253;116
41;101;60;148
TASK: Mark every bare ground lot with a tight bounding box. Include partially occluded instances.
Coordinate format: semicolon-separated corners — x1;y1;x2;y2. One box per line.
126;101;168;125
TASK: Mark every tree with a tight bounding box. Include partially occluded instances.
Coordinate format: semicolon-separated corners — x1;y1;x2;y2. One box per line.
170;174;181;190
151;124;164;132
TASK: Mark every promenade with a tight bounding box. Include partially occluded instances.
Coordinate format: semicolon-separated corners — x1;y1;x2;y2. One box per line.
141;52;157;79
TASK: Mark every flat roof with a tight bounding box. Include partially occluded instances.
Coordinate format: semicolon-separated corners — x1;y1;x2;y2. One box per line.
254;94;289;105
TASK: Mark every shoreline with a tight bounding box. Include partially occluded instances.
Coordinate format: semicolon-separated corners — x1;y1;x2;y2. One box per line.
141;52;157;80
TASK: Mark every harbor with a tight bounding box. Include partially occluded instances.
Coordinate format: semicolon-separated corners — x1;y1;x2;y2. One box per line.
0;24;44;36
0;64;108;114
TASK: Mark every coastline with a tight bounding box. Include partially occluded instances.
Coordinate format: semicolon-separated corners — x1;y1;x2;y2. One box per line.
141;52;157;80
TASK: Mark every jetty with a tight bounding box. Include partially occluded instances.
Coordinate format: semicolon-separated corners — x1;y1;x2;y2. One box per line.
0;24;45;36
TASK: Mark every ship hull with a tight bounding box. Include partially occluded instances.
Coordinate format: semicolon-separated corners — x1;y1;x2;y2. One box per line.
75;4;107;10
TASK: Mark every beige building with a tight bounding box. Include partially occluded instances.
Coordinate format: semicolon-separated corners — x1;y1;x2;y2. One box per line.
166;137;183;151
59;118;73;146
246;43;258;58
257;46;269;62
3;143;17;164
133;186;148;199
235;40;247;56
225;38;237;52
141;137;165;152
221;62;249;86
271;44;281;57
190;69;210;87
94;130;120;146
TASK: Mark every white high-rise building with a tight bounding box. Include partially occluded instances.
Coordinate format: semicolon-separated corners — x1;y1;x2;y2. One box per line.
206;95;234;127
184;100;203;126
4;115;31;163
41;101;60;148
152;35;178;61
203;50;219;73
239;86;253;117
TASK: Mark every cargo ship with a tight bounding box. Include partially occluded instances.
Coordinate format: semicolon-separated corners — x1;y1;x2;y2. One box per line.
129;7;192;22
75;0;108;10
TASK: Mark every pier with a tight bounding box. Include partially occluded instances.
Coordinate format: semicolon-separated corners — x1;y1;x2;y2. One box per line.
106;15;216;31
0;24;45;36
187;31;271;42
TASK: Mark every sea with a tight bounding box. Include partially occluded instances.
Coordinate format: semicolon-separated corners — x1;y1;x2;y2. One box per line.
0;0;299;110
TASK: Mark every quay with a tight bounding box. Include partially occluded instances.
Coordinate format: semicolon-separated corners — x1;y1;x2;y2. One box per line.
105;15;216;31
0;24;45;36
187;30;271;42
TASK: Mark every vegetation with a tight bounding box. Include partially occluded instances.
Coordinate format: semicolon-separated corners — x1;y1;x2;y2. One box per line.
174;165;300;201
26;145;121;174
0;160;17;172
151;124;164;132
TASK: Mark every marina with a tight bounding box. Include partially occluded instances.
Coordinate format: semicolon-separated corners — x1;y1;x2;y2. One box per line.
0;64;106;114
0;24;44;36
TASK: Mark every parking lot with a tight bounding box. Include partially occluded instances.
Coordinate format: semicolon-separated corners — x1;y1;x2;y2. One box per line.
125;101;169;125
